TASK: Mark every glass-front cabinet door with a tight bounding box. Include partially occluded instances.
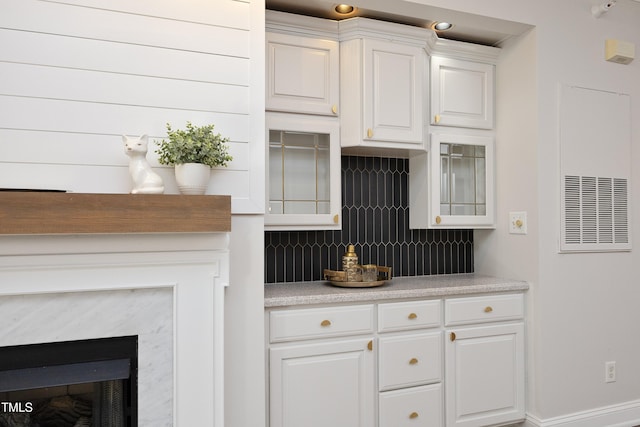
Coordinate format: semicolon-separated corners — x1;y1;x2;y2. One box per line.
265;112;341;230
430;132;494;228
439;143;486;216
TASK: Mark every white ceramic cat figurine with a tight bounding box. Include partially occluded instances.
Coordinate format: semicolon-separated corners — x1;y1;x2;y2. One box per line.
123;134;165;194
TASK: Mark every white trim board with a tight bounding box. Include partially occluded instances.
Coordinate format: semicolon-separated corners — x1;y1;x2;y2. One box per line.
524;400;640;427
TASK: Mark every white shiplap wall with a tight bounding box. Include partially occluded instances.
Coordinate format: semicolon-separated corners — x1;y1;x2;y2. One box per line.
0;0;264;213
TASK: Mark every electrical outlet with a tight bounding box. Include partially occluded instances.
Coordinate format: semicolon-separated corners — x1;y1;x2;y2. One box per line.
605;361;616;383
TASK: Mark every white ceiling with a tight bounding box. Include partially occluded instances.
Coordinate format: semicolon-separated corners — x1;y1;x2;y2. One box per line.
266;0;534;47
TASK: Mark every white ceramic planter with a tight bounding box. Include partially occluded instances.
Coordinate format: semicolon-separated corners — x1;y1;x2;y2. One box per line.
175;163;211;195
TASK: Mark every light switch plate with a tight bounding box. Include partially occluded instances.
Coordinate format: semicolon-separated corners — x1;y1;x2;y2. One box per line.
509;211;527;235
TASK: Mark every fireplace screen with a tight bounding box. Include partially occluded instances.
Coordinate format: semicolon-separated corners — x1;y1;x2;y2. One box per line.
0;336;137;427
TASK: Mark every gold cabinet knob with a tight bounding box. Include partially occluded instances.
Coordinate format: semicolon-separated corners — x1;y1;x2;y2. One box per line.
320;319;331;327
333;214;339;224
408;312;417;320
367;128;373;138
331;104;338;114
450;332;456;342
367;340;373;351
435;216;442;225
409;412;419;419
434;114;441;124
409;357;419;365
484;306;493;313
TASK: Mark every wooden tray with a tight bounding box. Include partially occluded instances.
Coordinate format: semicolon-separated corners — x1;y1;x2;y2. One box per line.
324;266;392;288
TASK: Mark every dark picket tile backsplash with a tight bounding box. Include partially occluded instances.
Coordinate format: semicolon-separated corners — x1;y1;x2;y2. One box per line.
264;156;474;283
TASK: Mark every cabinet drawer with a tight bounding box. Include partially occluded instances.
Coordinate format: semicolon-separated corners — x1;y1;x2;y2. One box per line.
378;300;441;333
379;384;442;427
269;305;374;343
378;332;441;391
445;294;524;326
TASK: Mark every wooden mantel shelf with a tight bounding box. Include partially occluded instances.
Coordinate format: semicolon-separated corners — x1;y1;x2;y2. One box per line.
0;192;231;234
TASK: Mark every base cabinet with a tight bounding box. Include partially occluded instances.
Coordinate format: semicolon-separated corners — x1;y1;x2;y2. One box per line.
267;293;525;427
379;384;443;427
444;295;525;427
378;332;442;391
269;337;375;427
445;323;525;427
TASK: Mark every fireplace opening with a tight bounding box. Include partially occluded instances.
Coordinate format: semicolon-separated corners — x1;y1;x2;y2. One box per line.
0;336;138;427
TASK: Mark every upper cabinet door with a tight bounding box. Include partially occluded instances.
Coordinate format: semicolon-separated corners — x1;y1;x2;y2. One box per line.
409;132;495;230
430;133;495;228
339;17;429;152
265;112;342;231
431;57;494;129
363;39;423;144
266;32;339;116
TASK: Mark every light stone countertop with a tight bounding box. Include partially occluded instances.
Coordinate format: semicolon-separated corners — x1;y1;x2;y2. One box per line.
264;273;529;308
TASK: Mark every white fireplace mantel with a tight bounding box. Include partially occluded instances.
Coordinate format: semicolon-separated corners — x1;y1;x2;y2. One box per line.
0;195;231;427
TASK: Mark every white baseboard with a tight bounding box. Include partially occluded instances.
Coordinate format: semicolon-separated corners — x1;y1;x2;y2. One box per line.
524;400;640;427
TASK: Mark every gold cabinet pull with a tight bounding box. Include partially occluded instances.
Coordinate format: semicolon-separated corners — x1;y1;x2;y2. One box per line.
434;114;441;124
435;216;442;225
484;306;493;313
409;357;418;365
331;104;338;114
367;128;373;138
333;214;339;224
320;320;331;327
408;312;417;320
409;412;419;419
450;332;456;342
367;340;373;351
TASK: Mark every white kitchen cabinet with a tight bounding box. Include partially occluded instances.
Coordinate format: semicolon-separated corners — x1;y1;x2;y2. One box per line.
378;299;442;333
265;12;342;230
269;337;375;427
444;295;525;427
409;132;495;229
265;112;341;230
269;304;375;342
266;292;526;427
268;304;375;427
339;18;428;152
378;332;442;391
266;31;339;116
377;300;443;426
431;56;494;129
379;384;443;427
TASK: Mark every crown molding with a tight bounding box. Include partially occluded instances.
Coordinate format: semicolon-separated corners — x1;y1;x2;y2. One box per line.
338;17;436;49
431;38;501;63
266;10;339;40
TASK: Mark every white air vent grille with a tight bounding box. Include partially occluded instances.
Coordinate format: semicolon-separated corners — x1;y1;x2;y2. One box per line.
559;85;631;253
561;175;630;251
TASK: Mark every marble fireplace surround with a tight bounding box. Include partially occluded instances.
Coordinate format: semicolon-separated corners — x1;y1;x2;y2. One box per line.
0;193;231;427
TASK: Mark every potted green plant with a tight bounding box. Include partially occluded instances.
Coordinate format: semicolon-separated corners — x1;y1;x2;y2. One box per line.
156;122;233;194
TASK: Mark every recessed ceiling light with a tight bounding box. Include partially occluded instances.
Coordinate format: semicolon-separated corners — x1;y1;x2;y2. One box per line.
335;4;355;14
432;22;453;31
